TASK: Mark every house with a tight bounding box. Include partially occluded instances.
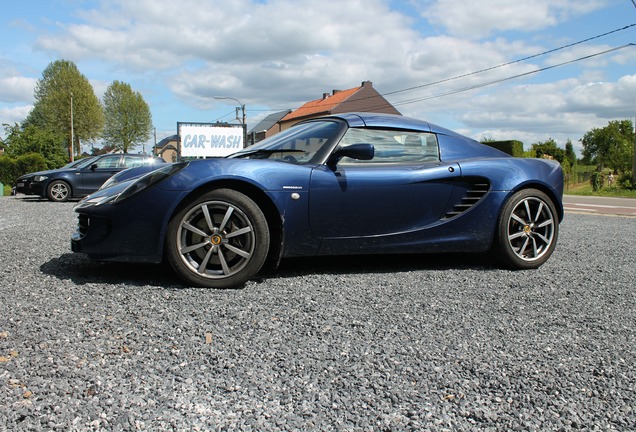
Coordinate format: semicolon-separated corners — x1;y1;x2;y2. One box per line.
278;81;401;131
247;109;292;145
154;135;178;162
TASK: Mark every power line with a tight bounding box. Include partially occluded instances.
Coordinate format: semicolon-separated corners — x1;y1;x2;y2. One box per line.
234;23;636;118
390;44;635;107
384;23;636;96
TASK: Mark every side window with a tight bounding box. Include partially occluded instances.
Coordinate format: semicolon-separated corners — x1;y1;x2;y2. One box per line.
93;155;121;168
338;128;439;164
123;156;144;168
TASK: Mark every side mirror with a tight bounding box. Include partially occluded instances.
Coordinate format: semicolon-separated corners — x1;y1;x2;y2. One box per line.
90;164;98;171
327;143;374;169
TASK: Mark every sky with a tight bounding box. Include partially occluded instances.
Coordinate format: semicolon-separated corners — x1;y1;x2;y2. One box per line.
1;0;635;155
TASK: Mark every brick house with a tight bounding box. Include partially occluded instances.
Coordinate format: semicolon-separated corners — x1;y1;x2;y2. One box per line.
277;81;400;132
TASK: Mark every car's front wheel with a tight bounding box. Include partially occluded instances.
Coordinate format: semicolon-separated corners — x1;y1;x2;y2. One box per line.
494;188;559;269
166;189;270;288
47;180;71;202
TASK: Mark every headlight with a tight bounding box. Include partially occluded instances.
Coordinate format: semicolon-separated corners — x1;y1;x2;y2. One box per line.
33;175;48;182
75;163;189;210
79;195;118;207
113;162;188;203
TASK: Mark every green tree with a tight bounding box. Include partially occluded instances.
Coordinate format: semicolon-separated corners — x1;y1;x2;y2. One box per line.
581;120;634;173
530;138;565;163
2;123;68;169
25;59;104;158
102;80;153;153
565;139;576;167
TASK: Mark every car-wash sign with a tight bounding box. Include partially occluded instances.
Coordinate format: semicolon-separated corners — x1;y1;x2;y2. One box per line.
178;122;244;158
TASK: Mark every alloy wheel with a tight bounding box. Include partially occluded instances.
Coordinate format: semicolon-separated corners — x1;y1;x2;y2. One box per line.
176;200;256;280
506;196;556;262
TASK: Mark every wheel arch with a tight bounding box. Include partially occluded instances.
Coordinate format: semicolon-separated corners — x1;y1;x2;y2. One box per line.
165;179;284;269
509;182;564;222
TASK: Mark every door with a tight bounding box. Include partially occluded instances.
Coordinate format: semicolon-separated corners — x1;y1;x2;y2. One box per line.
307;128;461;253
309;161;460;238
76;155;123;195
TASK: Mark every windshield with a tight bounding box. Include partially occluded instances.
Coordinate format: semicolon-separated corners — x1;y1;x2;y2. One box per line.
74;156;100;169
61;157;97;169
230;120;343;164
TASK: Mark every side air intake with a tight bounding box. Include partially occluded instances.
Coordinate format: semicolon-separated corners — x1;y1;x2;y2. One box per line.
442;179;490;219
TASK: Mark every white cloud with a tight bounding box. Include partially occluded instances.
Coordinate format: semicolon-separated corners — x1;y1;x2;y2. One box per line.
421;0;606;39
438;74;636;153
2;0;633;150
0;77;36;104
0;105;33;132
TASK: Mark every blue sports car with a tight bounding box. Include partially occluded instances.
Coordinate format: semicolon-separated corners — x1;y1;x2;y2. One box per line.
71;112;563;288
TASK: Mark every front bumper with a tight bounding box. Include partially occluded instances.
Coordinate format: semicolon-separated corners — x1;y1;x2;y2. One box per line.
70;188;185;263
14;179;34;195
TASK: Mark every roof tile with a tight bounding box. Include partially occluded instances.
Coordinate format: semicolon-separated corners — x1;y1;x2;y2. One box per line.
282;86;361;121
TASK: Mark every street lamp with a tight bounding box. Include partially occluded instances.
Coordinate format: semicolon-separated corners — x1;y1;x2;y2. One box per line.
214;96;247;147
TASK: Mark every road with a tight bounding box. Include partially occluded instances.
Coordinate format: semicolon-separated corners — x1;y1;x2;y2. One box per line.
563;194;636;217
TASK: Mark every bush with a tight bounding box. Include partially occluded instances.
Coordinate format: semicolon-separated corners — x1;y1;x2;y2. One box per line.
482;140;524;157
618;172;633;190
0;155;17;186
0;153;48;187
15;153;48;178
590;171;604;192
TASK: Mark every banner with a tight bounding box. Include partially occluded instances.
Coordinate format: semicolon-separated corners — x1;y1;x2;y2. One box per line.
178;123;244;158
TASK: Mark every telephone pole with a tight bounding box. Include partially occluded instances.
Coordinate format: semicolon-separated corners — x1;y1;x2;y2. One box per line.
70;93;75;162
632;111;636;189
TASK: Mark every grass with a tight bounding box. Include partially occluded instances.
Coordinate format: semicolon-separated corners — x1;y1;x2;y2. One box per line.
565;182;636;198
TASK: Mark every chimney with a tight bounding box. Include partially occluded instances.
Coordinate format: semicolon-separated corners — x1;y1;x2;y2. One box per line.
322;93;330;99
332;89;341;95
361;81;372;87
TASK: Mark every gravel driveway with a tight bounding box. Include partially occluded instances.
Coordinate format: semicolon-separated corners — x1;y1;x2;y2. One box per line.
1;196;634;431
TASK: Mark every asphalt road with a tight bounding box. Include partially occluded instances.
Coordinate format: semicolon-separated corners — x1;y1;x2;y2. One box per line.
0;196;634;431
563;194;636;217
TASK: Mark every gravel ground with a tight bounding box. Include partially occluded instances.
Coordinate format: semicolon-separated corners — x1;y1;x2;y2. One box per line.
0;195;634;431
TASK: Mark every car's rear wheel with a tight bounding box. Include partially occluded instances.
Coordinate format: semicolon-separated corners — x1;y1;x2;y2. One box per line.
494;188;558;269
166;189;270;288
47;180;71;202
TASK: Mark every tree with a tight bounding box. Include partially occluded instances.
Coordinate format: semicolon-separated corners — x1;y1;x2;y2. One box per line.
581;120;634;173
2;123;68;169
102;81;153;153
565;139;576;167
24;60;104;158
530;138;565;163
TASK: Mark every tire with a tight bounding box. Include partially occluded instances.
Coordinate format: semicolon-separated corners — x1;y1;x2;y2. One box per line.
47;180;71;202
166;189;270;288
493;188;559;269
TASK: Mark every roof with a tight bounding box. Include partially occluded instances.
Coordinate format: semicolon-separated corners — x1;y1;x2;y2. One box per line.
155;134;178;149
282;86;361;122
248;110;292;134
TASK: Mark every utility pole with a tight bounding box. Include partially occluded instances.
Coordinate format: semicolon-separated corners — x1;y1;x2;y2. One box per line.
214;96;247;148
632;111;636;189
70;93;74;162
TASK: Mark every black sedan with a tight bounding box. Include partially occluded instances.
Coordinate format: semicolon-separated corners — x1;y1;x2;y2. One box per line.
15;153;164;202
